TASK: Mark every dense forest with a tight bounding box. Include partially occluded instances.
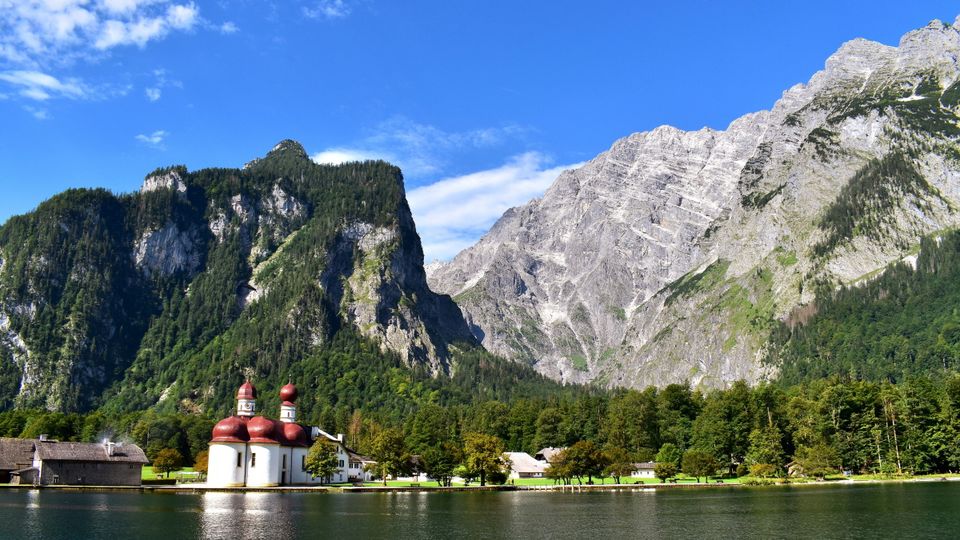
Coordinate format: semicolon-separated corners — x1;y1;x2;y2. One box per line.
4;375;959;480
772;228;960;383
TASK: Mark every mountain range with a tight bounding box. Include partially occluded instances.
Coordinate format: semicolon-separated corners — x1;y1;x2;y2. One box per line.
5;17;960;415
428;17;960;389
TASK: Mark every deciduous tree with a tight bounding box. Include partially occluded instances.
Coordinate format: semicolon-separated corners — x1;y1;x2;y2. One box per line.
463;432;507;487
305;440;340;482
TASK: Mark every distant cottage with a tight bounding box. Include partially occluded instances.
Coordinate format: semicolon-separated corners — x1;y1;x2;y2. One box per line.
0;437;148;486
505;452;546;479
207;381;375;487
630;461;656;479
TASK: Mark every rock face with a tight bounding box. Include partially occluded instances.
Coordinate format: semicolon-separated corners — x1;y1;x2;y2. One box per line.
0;141;475;411
429;17;960;388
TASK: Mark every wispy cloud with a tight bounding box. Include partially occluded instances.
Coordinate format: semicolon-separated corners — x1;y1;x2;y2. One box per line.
135;129;168;148
0;1;204;103
0;71;88;101
303;0;350;19
408;153;582;261
142;67;181;102
219;21;239;34
0;1;201;65
94;3;198;49
311;116;530;178
23;105;49;120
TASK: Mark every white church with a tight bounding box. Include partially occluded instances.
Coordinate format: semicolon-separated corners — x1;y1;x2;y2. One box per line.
206;381;375;487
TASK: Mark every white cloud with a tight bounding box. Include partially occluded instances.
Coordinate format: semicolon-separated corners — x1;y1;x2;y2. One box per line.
0;70;87;100
100;0;162;16
135;129;167;147
140;67;180;101
218;21;238;34
23;105;49;120
165;3;198;29
408;153;583;261
0;1;202;66
303;0;350;19
311;147;390;165
316;116;530;178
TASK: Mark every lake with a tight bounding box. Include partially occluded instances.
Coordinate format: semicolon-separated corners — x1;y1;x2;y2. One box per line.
0;482;958;539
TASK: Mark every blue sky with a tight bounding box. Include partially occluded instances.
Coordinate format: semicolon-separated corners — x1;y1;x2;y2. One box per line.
0;1;958;261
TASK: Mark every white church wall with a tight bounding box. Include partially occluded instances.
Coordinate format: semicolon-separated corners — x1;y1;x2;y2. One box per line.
207;443;247;487
246;443;280;487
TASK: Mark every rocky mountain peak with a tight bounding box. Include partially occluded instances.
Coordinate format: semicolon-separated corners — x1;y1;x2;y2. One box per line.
429;15;960;390
244;139;311;171
267;139;309;159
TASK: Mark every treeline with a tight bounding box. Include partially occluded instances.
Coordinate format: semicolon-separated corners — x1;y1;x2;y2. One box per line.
6;375;959;480
773;229;960;383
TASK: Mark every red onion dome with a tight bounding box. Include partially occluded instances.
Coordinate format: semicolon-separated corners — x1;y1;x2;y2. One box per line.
211;416;249;443
279;383;298;403
237;381;257;400
248;416;279;443
281;422;308;447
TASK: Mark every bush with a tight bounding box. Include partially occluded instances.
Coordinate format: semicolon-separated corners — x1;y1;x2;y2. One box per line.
487;470;508;485
749;463;778;478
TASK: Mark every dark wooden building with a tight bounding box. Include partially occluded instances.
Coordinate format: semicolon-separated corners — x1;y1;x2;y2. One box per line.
0;438;36;483
32;441;148;486
0;438;149;486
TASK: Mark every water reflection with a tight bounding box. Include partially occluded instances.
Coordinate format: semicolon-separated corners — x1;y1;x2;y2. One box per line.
1;483;959;539
201;492;298;539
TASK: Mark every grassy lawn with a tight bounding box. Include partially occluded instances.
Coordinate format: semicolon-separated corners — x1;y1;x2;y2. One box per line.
506;475;738;486
326;476;740;488
141;466;196;480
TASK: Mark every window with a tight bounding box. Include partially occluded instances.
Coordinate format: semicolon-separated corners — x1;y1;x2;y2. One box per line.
282;454;286;468
251;453;257;467
237;452;242;468
301;455;306;471
339;459;344;468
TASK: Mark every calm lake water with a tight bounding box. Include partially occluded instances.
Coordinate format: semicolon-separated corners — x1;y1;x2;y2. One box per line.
0;482;958;539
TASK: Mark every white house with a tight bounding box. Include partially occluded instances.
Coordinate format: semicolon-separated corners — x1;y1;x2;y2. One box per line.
206;381;375;487
505;452;546;479
631;461;656;478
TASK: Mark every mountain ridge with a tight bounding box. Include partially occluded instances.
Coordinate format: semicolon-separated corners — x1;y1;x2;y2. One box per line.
0;143;513;414
429;16;960;388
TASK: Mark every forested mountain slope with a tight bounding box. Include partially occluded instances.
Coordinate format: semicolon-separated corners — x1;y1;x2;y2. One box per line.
0;141;564;415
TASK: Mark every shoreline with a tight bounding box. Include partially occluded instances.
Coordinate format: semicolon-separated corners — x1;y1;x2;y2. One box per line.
2;475;957;494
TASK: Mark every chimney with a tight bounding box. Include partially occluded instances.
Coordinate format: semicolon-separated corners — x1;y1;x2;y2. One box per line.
104;440;115;456
337;433;344;443
38;434;47;442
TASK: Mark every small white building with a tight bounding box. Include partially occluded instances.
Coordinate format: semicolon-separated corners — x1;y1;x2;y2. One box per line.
505;452;546;479
206;381;375;487
631;461;656;478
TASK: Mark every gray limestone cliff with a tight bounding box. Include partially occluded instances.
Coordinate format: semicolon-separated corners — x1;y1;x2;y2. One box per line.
0;141;475;411
429;17;960;389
